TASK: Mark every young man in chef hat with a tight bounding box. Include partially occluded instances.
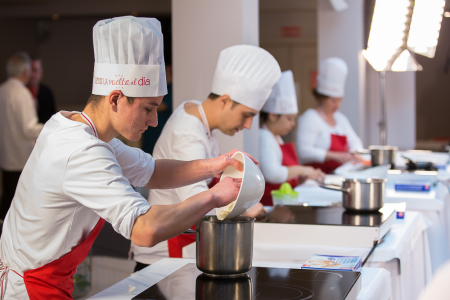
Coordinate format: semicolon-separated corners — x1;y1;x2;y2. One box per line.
0;16;251;299
132;44;282;270
296;57;363;174
258;70;325;206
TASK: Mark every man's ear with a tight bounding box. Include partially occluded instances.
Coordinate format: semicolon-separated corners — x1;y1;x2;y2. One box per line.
108;90;124;112
219;94;232;109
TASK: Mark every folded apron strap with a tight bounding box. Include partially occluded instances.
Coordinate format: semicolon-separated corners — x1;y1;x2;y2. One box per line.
0;260;23;300
20;218;105;299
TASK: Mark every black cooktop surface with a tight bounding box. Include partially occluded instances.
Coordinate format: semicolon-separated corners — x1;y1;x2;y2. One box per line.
258;205;394;227
133;263;361;300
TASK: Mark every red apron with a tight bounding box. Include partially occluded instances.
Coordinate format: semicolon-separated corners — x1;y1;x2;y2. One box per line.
19;218;105;299
306;134;348;174
167;178;220;257
260;142;300;206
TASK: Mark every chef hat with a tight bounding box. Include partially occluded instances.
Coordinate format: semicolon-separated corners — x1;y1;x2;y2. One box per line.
262;70;298;115
92;16;167;97
316;57;348;98
211;45;281;111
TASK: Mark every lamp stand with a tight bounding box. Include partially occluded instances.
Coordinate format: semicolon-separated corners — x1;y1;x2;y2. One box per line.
379;71;387;145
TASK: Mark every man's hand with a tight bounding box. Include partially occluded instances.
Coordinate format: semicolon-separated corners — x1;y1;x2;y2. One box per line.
207;149;259;178
207;177;242;208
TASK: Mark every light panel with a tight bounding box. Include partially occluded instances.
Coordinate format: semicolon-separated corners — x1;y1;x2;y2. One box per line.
391;49;423;72
364;0;412;71
407;0;446;58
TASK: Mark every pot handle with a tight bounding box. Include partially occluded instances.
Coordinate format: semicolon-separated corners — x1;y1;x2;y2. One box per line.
319;184;350;193
183;229;196;234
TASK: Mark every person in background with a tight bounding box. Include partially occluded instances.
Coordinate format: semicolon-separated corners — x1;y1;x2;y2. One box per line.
141;50;172;155
132;45;281;271
27;55;57;123
259;71;325;206
296;58;363;174
0;52;44;220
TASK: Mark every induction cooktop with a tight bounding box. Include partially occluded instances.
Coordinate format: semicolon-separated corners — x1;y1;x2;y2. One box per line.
254;205;396;248
132;263;361;300
260;205;395;227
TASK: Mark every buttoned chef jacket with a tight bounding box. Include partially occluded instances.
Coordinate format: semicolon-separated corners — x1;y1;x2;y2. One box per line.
259;127;288;184
133;100;218;265
296;108;363;164
0;111;154;299
0;78;44;171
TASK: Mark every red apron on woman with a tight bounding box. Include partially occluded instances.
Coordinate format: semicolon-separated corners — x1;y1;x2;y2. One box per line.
260;142;300;206
306;134;348;174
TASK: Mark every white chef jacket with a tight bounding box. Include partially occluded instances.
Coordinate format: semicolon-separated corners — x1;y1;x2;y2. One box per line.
259;127;288;184
0;111;154;299
0;78;44;171
296;108;363;164
133;100;218;265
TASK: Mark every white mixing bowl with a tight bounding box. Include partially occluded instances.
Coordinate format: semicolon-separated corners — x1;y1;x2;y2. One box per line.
216;151;265;220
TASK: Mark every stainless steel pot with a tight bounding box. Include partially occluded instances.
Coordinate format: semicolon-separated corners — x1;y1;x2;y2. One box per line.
320;178;386;211
368;145;398;168
184;216;254;276
196;273;252;300
342;210;383;226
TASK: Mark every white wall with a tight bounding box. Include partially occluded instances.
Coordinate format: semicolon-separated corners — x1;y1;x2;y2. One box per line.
365;69;416;149
172;0;260;157
317;0;366;144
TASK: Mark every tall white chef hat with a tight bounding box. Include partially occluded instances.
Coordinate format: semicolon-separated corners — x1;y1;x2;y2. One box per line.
92;16;167;97
262;70;298;115
316;57;348;98
211;45;281;111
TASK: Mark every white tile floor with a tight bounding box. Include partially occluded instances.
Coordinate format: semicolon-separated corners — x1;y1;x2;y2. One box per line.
82;256;136;299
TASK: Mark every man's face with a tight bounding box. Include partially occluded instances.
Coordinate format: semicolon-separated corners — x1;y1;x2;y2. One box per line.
218;100;258;136
114;95;164;141
29;60;43;86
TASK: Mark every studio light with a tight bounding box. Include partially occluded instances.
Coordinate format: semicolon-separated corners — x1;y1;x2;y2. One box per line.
363;0;413;72
391;49;423;72
407;0;446;58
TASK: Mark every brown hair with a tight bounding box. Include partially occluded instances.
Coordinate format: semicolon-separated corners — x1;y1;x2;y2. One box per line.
259;111;281;128
313;88;330;103
208;92;240;109
86;94;135;108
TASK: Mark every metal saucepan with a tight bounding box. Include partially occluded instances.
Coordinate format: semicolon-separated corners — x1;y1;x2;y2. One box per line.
184;216;254;276
320;178;386;211
196;273;252;300
359;145;398;168
342;210;383;226
402;155;437;171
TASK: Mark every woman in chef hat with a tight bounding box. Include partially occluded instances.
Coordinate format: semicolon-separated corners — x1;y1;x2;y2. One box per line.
259;71;325;206
296;58;363;174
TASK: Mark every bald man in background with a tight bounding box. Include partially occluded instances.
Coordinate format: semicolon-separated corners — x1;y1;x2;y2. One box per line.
0;52;43;220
